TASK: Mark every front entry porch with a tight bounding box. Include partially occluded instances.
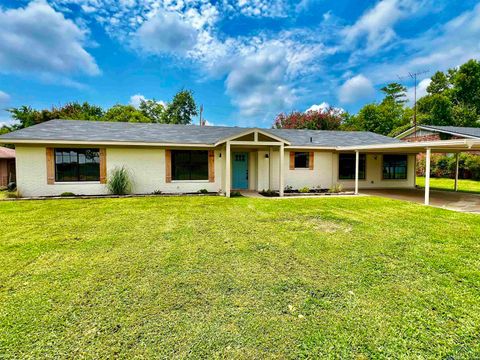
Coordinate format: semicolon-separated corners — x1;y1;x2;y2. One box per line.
221;128;288;197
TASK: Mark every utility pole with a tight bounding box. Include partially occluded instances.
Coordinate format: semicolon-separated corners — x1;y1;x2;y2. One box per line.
398;70;428;138
199;104;204;126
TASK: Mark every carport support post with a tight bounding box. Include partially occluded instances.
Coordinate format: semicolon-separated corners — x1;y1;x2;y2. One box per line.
279;144;284;197
226;141;231;198
454;153;459;192
354;150;359;195
425;148;431;205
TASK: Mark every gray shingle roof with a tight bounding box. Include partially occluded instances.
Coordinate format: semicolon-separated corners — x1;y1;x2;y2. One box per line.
0;119;401;147
420;125;480;139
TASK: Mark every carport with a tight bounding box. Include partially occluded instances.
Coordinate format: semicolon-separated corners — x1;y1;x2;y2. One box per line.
338;138;480;206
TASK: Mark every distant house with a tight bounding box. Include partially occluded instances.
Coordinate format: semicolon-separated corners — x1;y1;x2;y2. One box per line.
396;125;480;142
0;147;15;188
1;119;479;205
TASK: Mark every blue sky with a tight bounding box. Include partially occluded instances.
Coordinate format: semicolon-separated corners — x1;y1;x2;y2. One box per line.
0;0;479;127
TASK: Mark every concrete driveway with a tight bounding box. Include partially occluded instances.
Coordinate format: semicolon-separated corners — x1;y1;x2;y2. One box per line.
361;188;480;213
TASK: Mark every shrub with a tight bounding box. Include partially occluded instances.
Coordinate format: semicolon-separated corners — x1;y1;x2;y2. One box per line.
284;185;293;193
60;192;75;197
6;191;19;199
7;182;16;191
152;190;162;195
259;189;279;197
198;189;209;194
230;191;242;197
107;167;132;195
328;183;344;193
299;186;310;193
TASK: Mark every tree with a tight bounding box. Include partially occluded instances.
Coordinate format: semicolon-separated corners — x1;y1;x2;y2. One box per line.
7;102;104;129
450;59;480;112
162;90;198;124
103;105;151;123
427;71;450;95
139;99;165;123
380;82;407;106
416;94;453;126
273;107;343;130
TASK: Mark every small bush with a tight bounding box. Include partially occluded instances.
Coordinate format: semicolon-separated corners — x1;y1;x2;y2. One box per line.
284;185;293;193
7;182;16;191
107;167;132;195
328;183;344;193
60;192;75;197
5;191;18;199
230;191;242;197
299;186;310;193
259;189;279;197
152;190;162;195
198;189;209;194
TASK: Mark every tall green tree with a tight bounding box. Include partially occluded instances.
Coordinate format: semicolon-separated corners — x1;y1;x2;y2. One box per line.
7;102;104;129
427;71;450;95
139;99;165;123
380;82;408;106
103;105;151;123
162;90;198;124
450;59;480;112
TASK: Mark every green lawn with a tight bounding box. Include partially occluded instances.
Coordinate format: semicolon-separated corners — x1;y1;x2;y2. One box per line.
417;176;480;194
1;196;480;358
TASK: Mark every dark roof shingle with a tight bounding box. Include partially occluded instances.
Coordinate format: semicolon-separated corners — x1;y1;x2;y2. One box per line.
0;119;401;147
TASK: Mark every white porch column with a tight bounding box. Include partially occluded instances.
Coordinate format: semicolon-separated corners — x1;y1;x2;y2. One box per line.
225;141;231;198
425;148;431;205
279;144;285;197
454;153;459;192
354;150;359;195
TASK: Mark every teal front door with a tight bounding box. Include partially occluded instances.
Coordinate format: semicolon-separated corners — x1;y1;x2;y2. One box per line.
232;152;249;189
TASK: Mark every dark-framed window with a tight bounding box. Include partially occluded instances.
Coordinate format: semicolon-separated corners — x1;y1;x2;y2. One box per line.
339;153;366;180
171;150;208;180
294;152;309;168
383;155;408;180
55;148;100;182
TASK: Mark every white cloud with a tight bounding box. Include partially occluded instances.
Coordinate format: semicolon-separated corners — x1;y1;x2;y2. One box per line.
306;102;344;114
0;91;11;106
129;94;166;108
341;0;426;54
0;0;99;77
129;94;147;108
406;78;431;103
226;44;296;118
338;74;375;104
133;11;198;55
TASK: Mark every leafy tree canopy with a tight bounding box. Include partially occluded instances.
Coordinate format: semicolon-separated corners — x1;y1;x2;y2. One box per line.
103;105;151;123
273;107;344;130
162;90;198;124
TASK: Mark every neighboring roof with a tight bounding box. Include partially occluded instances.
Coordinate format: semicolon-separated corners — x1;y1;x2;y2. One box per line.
0;119;401;148
0;146;15;159
396;125;480;139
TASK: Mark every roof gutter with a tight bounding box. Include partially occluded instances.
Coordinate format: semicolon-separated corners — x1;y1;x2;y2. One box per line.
0;139;216;148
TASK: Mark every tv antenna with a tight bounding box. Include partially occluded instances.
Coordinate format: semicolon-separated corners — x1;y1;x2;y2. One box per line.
398;70;428;138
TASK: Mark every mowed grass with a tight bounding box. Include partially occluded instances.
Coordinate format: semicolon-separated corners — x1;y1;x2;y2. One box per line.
417;176;480;194
1;196;480;359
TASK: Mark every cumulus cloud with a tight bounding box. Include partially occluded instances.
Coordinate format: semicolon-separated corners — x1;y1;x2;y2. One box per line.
0;0;99;77
129;94;166;108
306;102;344;113
0;91;11;106
338;75;375;104
341;0;425;54
226;45;296;117
406;78;431;103
133;11;198;55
